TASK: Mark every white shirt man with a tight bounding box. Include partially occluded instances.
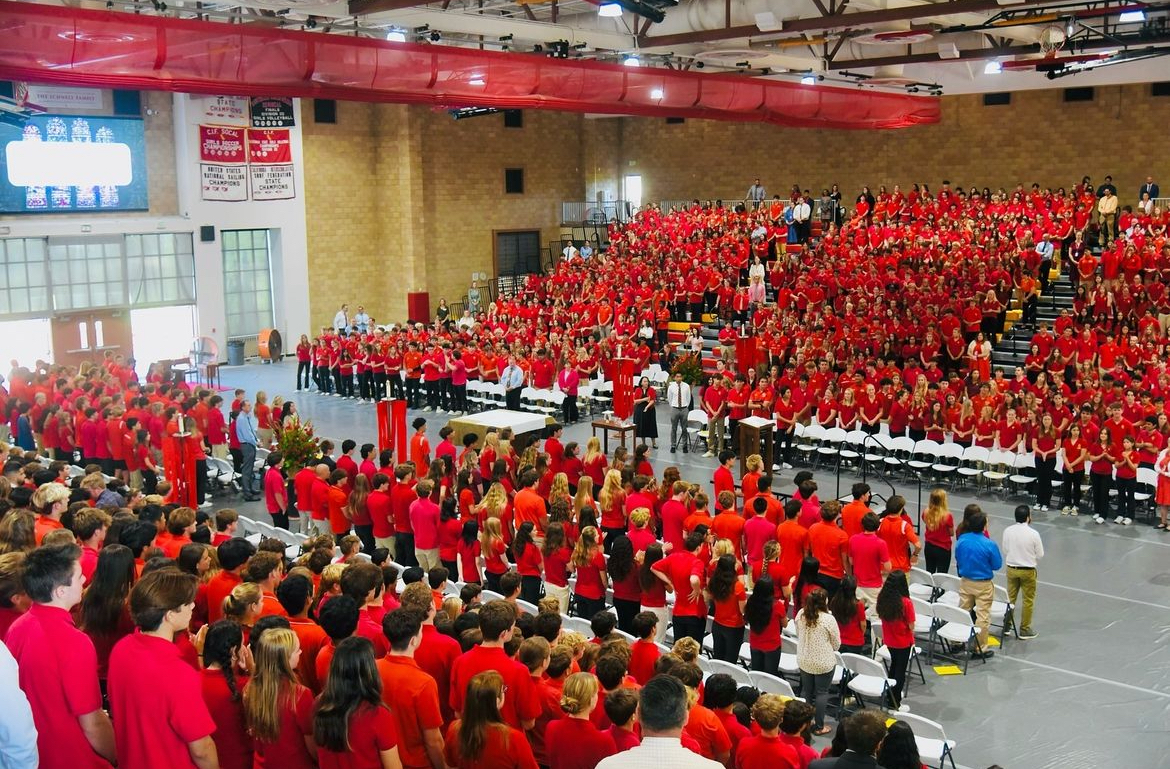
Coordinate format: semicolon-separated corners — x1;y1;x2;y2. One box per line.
353;307;371;334
793;198;811;223
665;375;692;453
562;243;579;261
333;304;349;334
1002;506;1044;639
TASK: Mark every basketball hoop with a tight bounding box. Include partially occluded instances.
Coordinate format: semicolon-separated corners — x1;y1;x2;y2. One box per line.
1039;26;1066;57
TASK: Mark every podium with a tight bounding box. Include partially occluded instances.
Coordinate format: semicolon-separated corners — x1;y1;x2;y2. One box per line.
738;416;774;477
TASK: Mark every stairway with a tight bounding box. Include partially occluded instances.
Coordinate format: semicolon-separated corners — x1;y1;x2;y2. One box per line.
990;266;1078;373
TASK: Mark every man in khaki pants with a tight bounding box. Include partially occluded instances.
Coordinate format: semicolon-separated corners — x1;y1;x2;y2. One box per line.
953;506;1002;659
1002;505;1044;639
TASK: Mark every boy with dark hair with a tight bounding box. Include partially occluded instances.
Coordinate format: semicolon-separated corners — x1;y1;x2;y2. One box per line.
628;611;661;684
276;573;328;691
7;544;117;769
315;594;359;687
591;609;618;643
448;600;539;729
379;607;446;769
604;688;641;751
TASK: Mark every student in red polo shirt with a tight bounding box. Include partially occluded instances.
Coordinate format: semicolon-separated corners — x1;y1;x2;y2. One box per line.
378;608;447;769
449;601;539;729
314;636;403;769
207;538;256;625
108;568;217;769
6;543;117;769
650;531;707;644
735;694;801;769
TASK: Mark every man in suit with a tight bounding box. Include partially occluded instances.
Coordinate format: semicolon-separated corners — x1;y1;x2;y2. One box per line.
1140;176;1160;201
809;710;889;769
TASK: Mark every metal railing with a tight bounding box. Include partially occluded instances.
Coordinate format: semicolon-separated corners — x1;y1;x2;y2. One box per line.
561;196;835;224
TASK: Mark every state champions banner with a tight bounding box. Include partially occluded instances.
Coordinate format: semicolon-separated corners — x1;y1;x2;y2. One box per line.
247;128;295;200
199;125;247;201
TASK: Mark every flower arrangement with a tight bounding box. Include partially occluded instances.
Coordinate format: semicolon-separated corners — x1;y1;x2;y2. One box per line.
275;419;321;474
671;353;706;387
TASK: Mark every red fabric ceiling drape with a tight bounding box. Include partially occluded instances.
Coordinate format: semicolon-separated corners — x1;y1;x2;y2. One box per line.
0;1;940;129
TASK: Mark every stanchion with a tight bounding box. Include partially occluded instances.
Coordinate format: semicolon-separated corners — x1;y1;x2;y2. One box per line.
390;399;408;464
163;431;198;508
376;399;392;458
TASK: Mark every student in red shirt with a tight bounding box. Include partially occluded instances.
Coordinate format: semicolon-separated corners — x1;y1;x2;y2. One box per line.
108;568;218;769
6;543;117;769
275;574;329;694
603;688;641;752
449;601;539;729
444;670;539;769
243;627;316;769
875;571;916;712
314;636;403;769
200;621;253;769
735;694;801;769
650;531;707;644
378;609;447;769
627;611;661;684
207;538;256;625
571;527;609;620
807;501;849;595
829;577;868;655
545;673;618;769
743;574;786;676
708;554;747;664
704;674;752;757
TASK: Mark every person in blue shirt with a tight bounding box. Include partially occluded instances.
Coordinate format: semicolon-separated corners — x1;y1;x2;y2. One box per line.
954;505;1002;658
235;400;261;502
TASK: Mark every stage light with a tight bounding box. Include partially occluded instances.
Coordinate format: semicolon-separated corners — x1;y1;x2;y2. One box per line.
386;29;406;42
1118;9;1145;22
984;60;1003;74
623;54;640;66
599;3;623;17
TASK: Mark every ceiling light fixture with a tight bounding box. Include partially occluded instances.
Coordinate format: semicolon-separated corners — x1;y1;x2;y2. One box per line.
984;60;1003;74
469;77;485;85
623;54;641;66
599;3;623;17
800;73;817;85
385;29;406;42
650;88;664;99
1118;9;1145;22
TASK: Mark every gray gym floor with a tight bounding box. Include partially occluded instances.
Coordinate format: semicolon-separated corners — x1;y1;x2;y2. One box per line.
216;360;1170;769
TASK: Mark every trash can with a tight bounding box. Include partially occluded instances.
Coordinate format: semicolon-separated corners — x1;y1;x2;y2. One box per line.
227;340;245;366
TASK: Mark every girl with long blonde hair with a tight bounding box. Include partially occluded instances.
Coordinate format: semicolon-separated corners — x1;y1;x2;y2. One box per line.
572;478;597;533
597;469;626;553
581;437;607;492
475;483;510;530
548;472;571;510
243;627;316;767
922;489;955;574
478;517;509;594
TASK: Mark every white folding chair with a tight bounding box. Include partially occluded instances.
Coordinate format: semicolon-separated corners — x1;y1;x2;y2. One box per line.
931;573;962;607
840;652;896;710
895;712;959;769
907;568;936;601
839;429;867;465
930;442;964;483
797;423;824;464
707;658;753;687
749;671;797;699
818;427;846;468
981;448;1013;494
236;515;257;535
562;616;593;636
1136;466;1158;520
1007;452;1037;498
956;445;991;489
685;409;709;452
778;635;801;679
871;624;926;690
930;603;986;673
908;440;940;476
884;435;915;476
990;582;1017;642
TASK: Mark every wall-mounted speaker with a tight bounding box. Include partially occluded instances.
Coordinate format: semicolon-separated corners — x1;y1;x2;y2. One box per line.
200;225;216;242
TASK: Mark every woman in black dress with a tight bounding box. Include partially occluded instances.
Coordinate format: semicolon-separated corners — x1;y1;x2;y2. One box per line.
632;376;659;449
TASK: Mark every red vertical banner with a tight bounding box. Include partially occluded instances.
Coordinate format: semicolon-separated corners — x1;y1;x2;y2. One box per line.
613;358;635;421
391;399;408;464
736;336;757;377
376;399;392;458
163;433;198;508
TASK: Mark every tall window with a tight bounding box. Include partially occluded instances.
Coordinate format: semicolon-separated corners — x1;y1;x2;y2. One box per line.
0;238;50;317
48;239;126;312
221;229;274;338
125;233;196;307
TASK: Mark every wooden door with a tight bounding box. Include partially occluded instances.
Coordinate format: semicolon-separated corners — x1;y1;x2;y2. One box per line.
50;308;134;369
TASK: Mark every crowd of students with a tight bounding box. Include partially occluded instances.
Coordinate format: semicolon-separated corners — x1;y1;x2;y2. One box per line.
1;431;968;769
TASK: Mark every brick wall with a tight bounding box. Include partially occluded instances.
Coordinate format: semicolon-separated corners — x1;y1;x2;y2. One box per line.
614;83;1170;207
302;104;584;330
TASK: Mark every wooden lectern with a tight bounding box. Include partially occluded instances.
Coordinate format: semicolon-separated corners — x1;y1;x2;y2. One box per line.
738;416;774;478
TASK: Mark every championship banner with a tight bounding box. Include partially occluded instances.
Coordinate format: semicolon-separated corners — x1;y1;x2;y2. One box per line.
250;96;295;128
199;125;247;164
247;129;292;164
249;164;295;200
198;95;249;125
613;358;635;421
201;164;248;202
736;335;758;377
